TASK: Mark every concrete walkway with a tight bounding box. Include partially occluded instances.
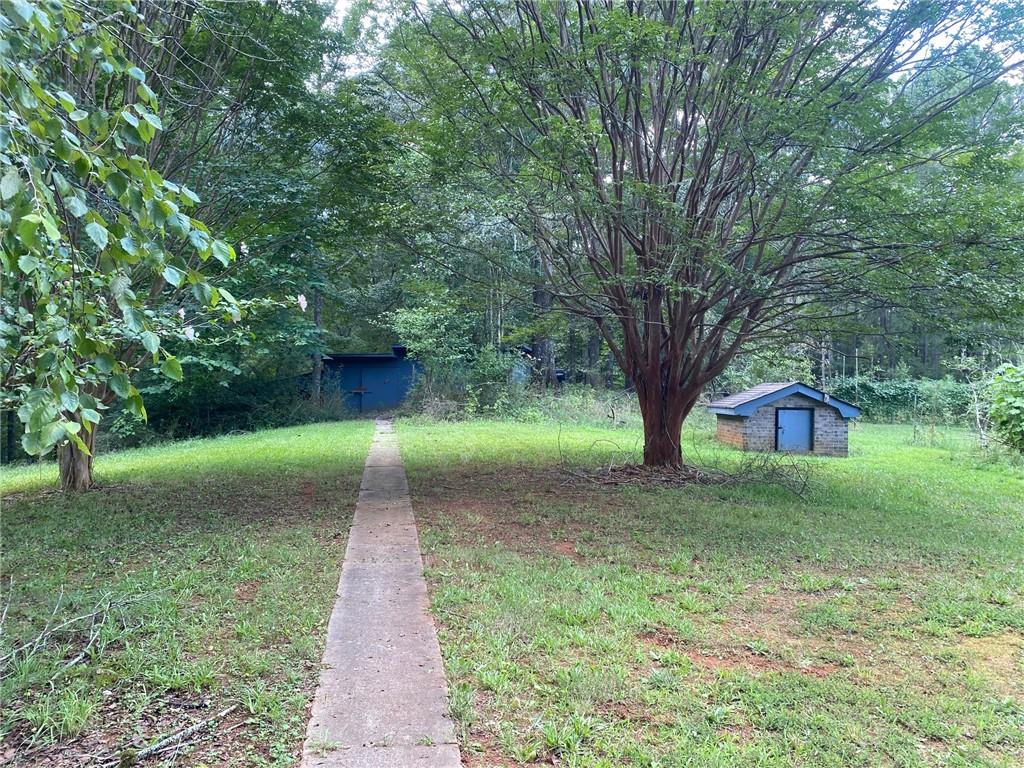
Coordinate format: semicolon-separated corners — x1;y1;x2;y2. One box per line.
302;420;459;767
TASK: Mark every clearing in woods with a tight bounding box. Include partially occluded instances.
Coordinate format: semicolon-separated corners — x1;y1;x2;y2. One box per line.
1;419;1022;767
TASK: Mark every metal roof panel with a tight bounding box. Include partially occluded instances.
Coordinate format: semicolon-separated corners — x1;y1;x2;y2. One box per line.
707;381;861;418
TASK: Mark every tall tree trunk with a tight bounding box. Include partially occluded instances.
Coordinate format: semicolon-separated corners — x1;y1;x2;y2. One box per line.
533;336;557;388
532;254;558;388
636;379;702;468
2;410;16;464
310;289;323;404
58;416;97;491
585;332;602;387
567;324;578;383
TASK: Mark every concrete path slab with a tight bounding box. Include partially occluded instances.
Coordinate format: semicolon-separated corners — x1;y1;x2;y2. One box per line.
302;420;459;767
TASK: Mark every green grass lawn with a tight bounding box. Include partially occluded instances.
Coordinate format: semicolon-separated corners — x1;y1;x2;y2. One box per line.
3;417;1021;767
398;419;1024;768
1;421;374;766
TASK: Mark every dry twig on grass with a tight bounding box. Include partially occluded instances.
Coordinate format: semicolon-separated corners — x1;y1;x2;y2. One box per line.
112;704;239;767
0;590;152;681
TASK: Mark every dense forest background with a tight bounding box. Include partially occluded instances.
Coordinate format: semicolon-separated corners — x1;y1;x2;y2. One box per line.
3;0;1024;466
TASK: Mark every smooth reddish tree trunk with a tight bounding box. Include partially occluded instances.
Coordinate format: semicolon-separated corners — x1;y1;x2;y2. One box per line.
58;417;96;491
637;384;701;468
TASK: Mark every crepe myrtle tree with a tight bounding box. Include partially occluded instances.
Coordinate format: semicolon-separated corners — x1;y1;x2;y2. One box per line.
394;0;1024;467
1;0;239;490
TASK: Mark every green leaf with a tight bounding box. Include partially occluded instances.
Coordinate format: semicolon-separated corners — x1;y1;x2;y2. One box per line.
60;390;80;411
138;83;157;105
1;168;23;200
52;170;72;196
81;408;102;425
141;331;160;354
127;393;147;420
106;172;129;198
211;240;235;266
69;109;88;121
17;217;40;249
67;430;92;455
160;356;184;382
188;228;210;252
9;0;33;24
18;254;40;274
85;221;109;250
21;431;43;456
162;264;185;287
56;90;77;111
127;66;146;83
109;373;131;398
94;353;116;374
40;421;66;449
66;196;88;218
167;212;191;237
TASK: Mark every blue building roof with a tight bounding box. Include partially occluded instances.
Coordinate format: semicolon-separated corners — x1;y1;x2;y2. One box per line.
325;345;408;363
707;382;861;419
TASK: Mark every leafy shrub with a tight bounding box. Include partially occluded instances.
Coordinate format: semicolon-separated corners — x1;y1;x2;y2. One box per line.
102;412;161;452
464;346;518;414
718;349;813;393
137;371;351;441
988;364;1024;452
830;376;974;424
387;297;476;402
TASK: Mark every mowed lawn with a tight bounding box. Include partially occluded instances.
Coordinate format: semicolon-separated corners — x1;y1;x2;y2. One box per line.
1;421;374;767
398;420;1024;768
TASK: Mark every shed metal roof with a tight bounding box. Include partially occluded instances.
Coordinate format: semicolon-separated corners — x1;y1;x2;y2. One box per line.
325;353;403;362
324;345;410;363
707;381;861;419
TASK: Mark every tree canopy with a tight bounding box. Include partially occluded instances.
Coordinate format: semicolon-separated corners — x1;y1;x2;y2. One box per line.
386;0;1024;464
2;0;1023;483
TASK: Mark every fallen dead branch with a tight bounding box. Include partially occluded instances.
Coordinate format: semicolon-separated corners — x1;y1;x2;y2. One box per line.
1;589;155;681
112;704;239;767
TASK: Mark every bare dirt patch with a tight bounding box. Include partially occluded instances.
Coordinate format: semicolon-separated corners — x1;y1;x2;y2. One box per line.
551;540;581;560
638;625;679;648
718;722;755;745
413;465;629;560
637;624;838;678
234;578;263;603
684;647;837;678
299;478;318;512
961;632;1024;697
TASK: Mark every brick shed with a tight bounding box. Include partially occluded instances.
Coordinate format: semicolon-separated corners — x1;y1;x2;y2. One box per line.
706;382;861;456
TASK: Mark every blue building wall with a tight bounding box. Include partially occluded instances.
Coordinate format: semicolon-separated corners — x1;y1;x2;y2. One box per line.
323;347;419;413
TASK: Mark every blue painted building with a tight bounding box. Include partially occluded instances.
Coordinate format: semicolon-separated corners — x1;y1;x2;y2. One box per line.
707;382;860;456
323;346;420;414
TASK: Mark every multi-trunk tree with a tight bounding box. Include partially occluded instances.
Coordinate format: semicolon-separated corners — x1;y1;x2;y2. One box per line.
392;0;1024;466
